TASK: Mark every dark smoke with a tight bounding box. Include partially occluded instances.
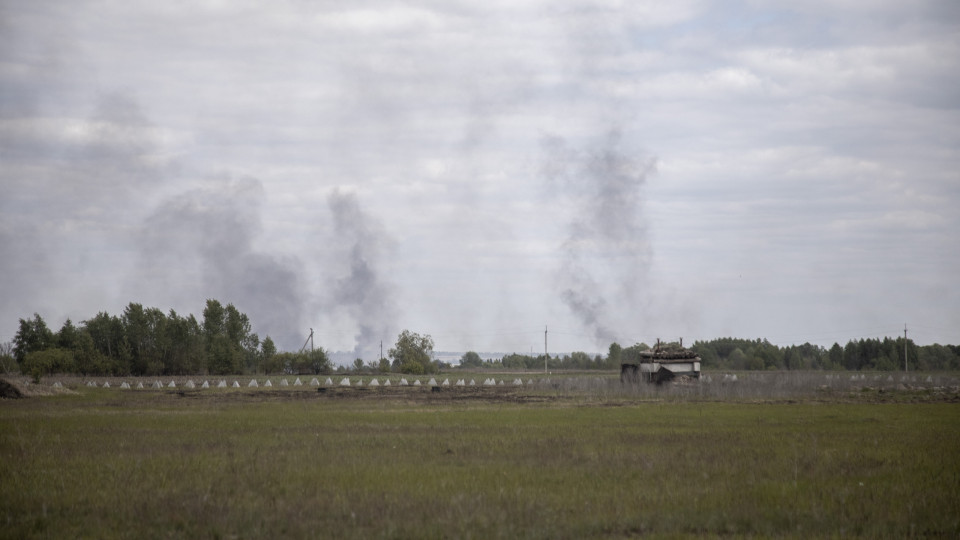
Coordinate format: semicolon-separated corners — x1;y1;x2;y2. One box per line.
135;177;305;349
323;189;398;359
541;129;656;345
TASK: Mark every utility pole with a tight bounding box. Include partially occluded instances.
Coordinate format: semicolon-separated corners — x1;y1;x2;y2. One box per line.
904;324;908;373
380;340;383;362
299;328;314;354
544;325;548;373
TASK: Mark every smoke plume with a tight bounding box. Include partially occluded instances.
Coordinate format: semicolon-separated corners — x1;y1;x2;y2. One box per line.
323;189;398;359
134;177;306;349
541;129;656;345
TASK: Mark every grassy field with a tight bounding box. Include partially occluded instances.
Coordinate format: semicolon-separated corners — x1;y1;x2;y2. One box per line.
2;376;959;539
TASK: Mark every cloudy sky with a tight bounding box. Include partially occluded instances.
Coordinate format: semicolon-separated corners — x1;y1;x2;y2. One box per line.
2;1;958;359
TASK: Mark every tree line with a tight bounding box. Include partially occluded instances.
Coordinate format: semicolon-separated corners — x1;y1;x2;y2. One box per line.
691;337;960;371
7;305;959;379
7;300;331;380
455;337;960;372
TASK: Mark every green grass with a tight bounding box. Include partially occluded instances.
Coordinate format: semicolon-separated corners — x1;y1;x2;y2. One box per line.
2;388;958;539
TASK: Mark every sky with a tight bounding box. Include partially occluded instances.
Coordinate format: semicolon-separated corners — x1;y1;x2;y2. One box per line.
2;0;958;360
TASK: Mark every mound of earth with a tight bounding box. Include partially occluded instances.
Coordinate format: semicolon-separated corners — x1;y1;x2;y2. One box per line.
0;378;24;399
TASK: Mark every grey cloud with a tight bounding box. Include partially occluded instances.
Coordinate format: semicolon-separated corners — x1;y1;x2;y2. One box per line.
2;1;958;350
1;90;168;336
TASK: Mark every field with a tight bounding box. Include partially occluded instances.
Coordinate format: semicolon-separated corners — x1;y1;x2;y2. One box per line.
2;372;959;539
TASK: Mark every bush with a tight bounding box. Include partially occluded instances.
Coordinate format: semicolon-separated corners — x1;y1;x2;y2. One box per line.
21;348;76;382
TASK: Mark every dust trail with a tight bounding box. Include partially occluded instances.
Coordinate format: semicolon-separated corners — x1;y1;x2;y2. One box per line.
324;189;398;359
541;129;656;345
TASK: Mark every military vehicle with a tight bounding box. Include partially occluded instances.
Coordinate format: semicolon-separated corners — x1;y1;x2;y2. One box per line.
620;339;701;384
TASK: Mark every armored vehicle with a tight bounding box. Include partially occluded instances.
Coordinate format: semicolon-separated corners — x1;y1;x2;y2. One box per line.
620;339;701;384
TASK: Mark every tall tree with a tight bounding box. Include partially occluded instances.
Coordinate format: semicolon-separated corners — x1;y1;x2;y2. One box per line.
389;330;435;374
13;314;54;365
83;312;124;361
260;336;276;374
460;351;482;368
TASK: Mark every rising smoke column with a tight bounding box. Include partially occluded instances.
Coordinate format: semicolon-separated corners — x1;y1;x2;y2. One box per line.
135;177;306;349
541;129;656;345
324;189;398;359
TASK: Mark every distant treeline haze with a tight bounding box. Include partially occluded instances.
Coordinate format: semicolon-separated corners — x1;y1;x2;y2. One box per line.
4;301;959;378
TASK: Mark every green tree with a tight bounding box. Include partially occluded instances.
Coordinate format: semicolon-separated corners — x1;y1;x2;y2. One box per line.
607;343;622;369
0;342;15;373
569;351;592;369
83;312;124;361
56;319;81;350
389;330;435;374
202;300;257;374
165;311;203;375
728;347;747;370
269;352;298;374
207;335;241;375
260;336;277;374
72;331;106;375
460;351;482;368
290;349;330;374
307;348;331;374
13;314;55;366
828;343;844;370
22;348;75;382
